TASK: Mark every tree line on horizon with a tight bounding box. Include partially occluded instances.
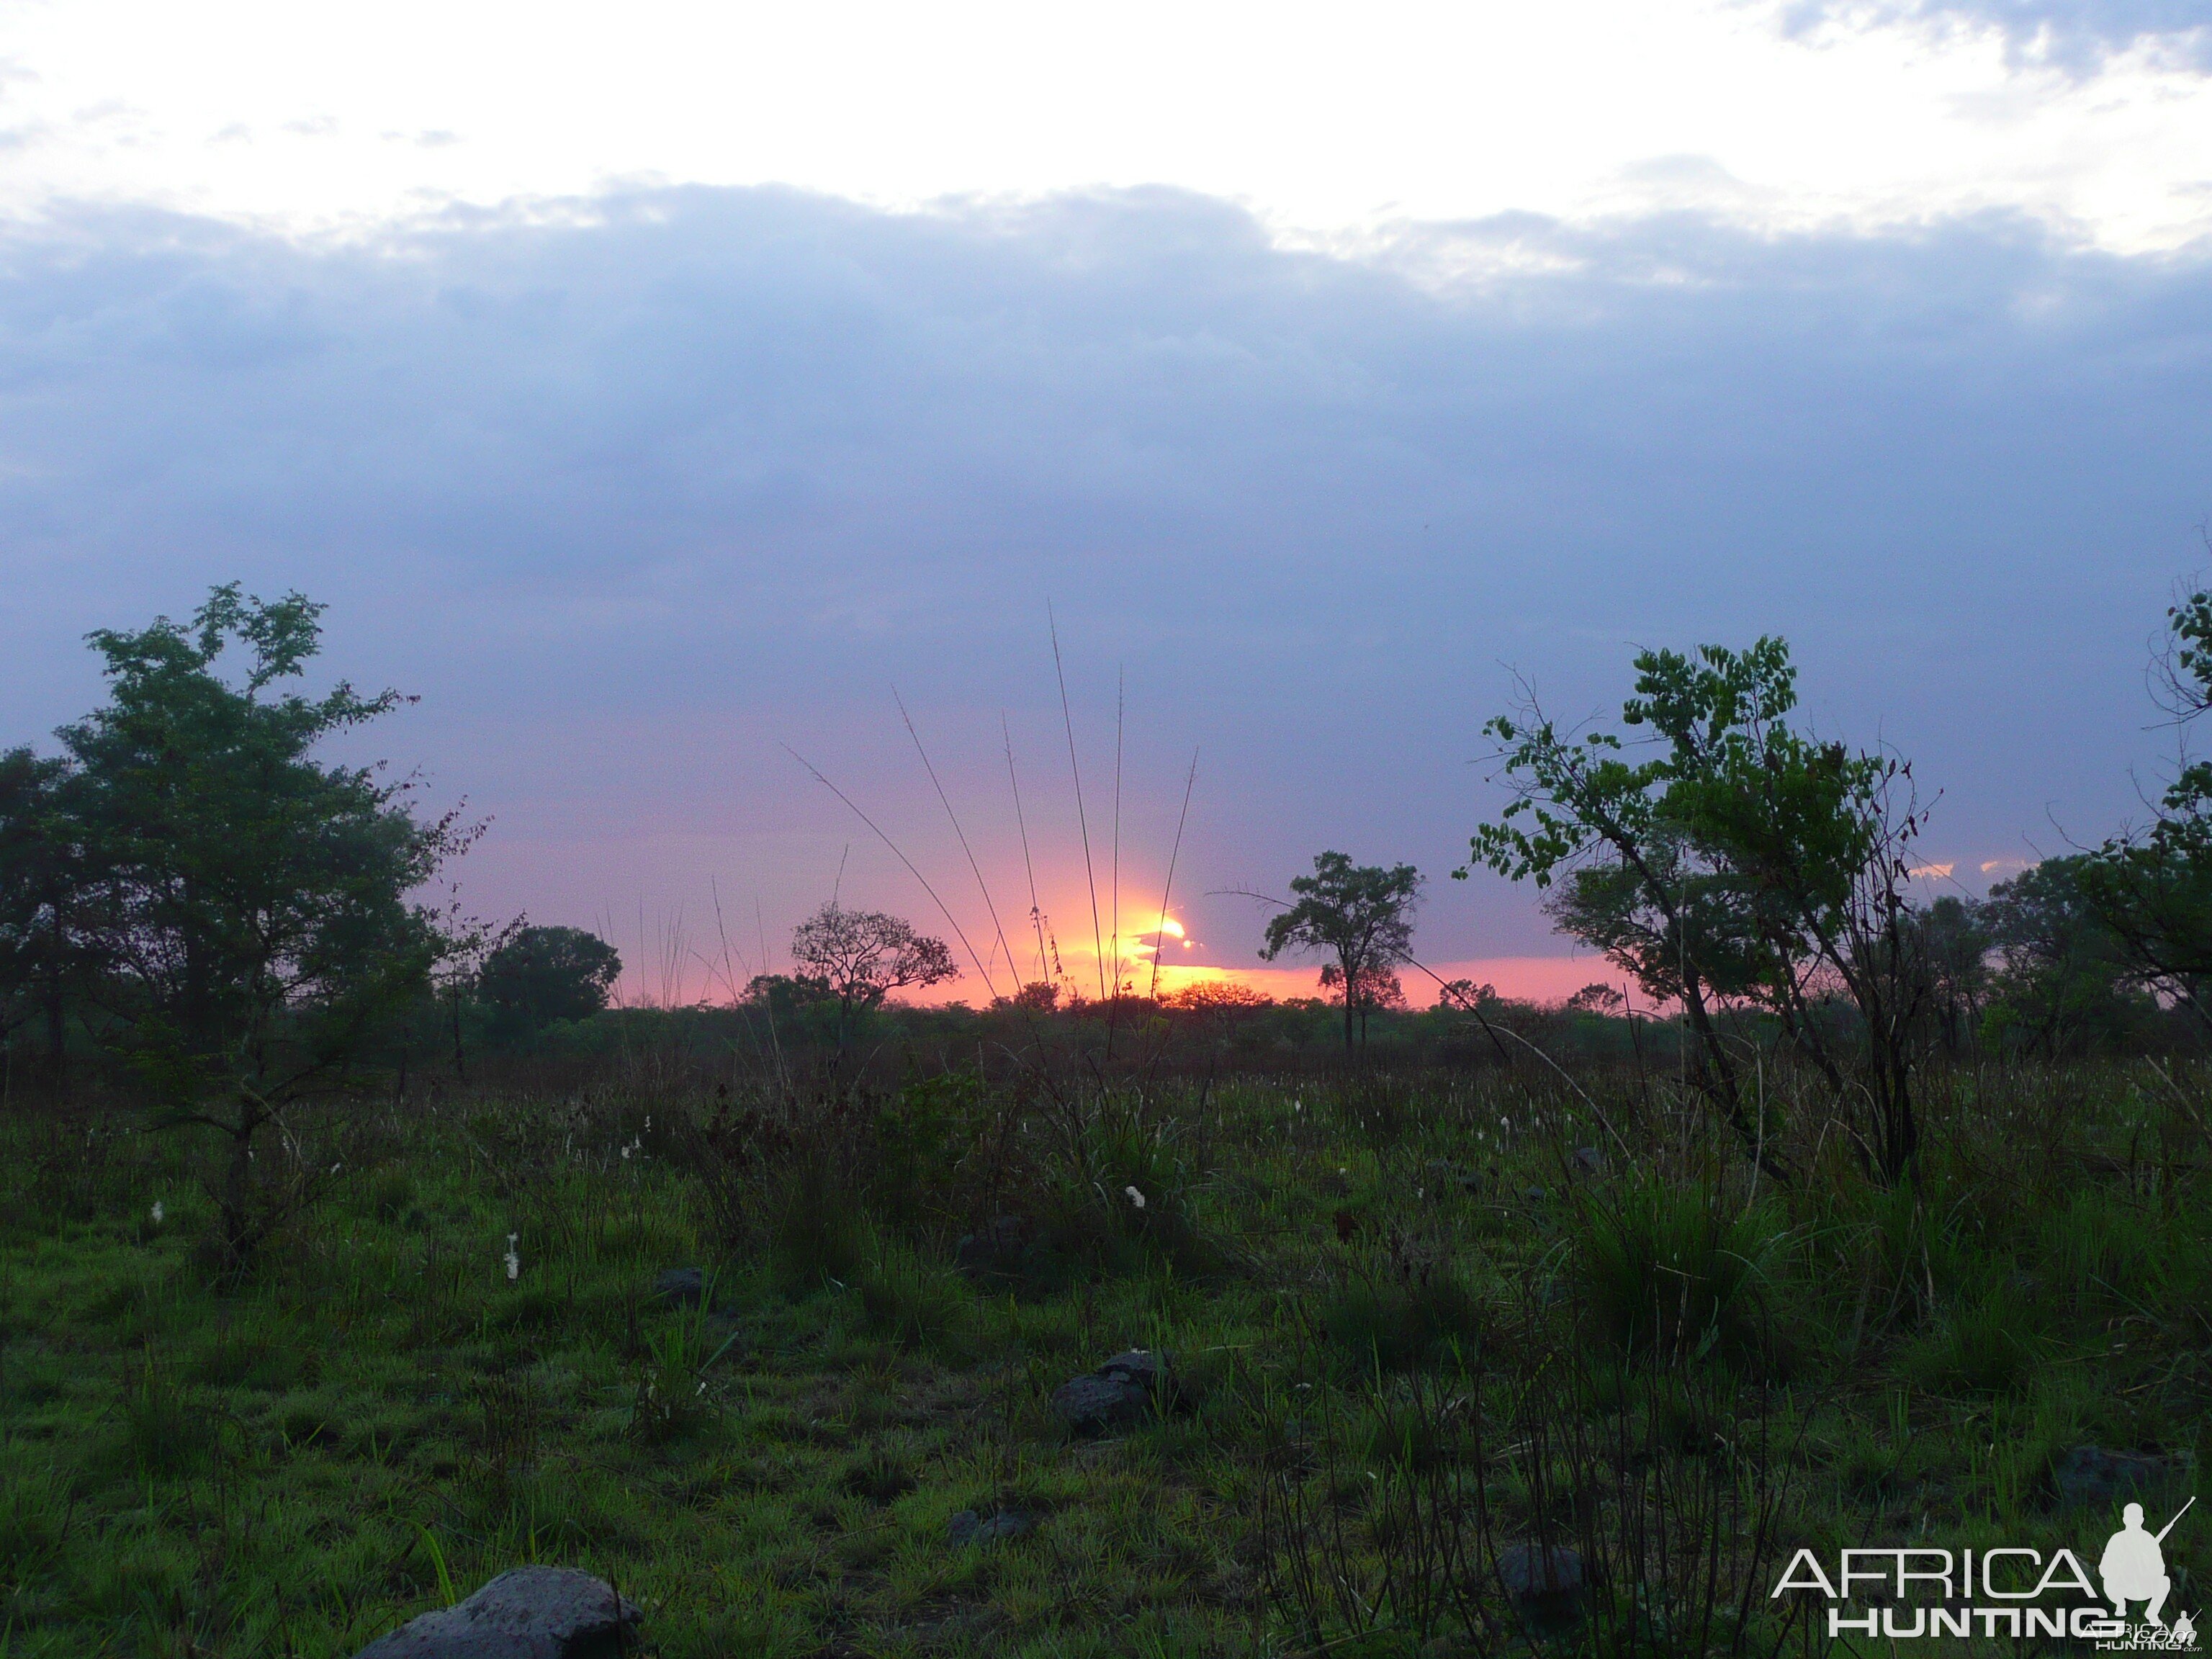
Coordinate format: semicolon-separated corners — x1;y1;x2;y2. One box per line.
2;575;2208;1243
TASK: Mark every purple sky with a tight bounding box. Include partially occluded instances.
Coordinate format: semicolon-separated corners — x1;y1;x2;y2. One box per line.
1;189;2206;1000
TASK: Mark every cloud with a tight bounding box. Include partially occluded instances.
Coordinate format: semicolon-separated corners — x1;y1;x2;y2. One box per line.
1781;0;2212;72
0;186;2203;963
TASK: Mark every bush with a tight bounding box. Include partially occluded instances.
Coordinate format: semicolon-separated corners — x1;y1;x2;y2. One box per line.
869;1070;995;1231
122;1353;220;1476
1900;1278;2044;1395
857;1244;973;1352
1575;1177;1784;1367
840;1449;918;1503
1321;1267;1485;1370
1043;1105;1226;1282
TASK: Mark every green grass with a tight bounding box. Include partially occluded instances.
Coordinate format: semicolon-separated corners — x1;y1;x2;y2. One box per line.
1;1061;2207;1657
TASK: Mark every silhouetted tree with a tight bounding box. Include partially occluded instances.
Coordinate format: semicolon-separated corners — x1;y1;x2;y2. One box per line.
0;747;84;1086
790;901;957;1043
1912;895;1990;1054
2077;583;2212;1030
479;925;621;1042
1321;961;1408;1048
1565;982;1627;1016
992;981;1061;1012
1259;851;1421;1056
1984;858;2147;1057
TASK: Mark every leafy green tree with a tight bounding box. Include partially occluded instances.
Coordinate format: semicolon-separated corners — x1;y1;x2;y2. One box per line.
1983;858;2148;1057
1912;894;1991;1055
55;584;476;1267
1466;655;1775;1163
1468;639;1933;1180
1259;851;1421;1056
789;901;957;1045
0;747;84;1082
478;925;621;1043
2075;585;2212;1029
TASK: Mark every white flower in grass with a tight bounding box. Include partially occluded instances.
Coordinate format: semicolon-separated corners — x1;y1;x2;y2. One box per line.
1125;1186;1146;1209
150;1201;164;1226
503;1233;521;1282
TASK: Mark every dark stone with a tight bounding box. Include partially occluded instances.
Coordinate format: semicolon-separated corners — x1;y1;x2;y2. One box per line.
948;1507;1037;1545
354;1566;642;1658
1496;1540;1586;1596
955;1216;1031;1281
654;1267;705;1307
2052;1446;2171;1511
1051;1347;1170;1431
1572;1146;1606;1175
1522;1186;1548;1204
1098;1349;1168;1389
1051;1372;1149;1431
1496;1542;1587;1629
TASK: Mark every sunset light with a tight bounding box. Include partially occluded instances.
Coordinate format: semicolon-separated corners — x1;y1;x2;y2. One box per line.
6;1;2206;1647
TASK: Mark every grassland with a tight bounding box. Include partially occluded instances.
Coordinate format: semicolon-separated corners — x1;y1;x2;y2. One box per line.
2;1046;2208;1658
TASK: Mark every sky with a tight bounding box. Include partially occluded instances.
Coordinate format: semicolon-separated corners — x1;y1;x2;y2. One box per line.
1;0;2208;1005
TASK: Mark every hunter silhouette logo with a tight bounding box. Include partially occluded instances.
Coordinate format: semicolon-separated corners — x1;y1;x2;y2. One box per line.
2103;1501;2190;1626
1770;1493;2198;1648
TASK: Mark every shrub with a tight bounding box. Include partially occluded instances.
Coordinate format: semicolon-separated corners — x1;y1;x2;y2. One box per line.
1900;1278;2044;1395
869;1070;995;1231
857;1245;973;1352
841;1449;919;1503
0;1459;73;1581
1575;1177;1784;1367
1037;1104;1226;1283
629;1327;716;1444
122;1352;219;1476
1321;1268;1485;1370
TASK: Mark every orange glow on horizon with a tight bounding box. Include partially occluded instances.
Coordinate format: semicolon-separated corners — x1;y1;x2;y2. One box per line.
894;956;1632;1010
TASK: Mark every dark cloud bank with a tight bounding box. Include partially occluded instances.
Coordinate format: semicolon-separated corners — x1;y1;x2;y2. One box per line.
1;187;2208;960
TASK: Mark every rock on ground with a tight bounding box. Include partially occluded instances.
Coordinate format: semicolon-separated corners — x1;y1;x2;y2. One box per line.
1050;1348;1171;1431
1496;1541;1588;1632
354;1566;642;1658
948;1508;1038;1545
1097;1349;1167;1390
1050;1372;1148;1431
653;1267;705;1307
1495;1540;1586;1600
954;1217;1032;1282
2052;1446;2172;1510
